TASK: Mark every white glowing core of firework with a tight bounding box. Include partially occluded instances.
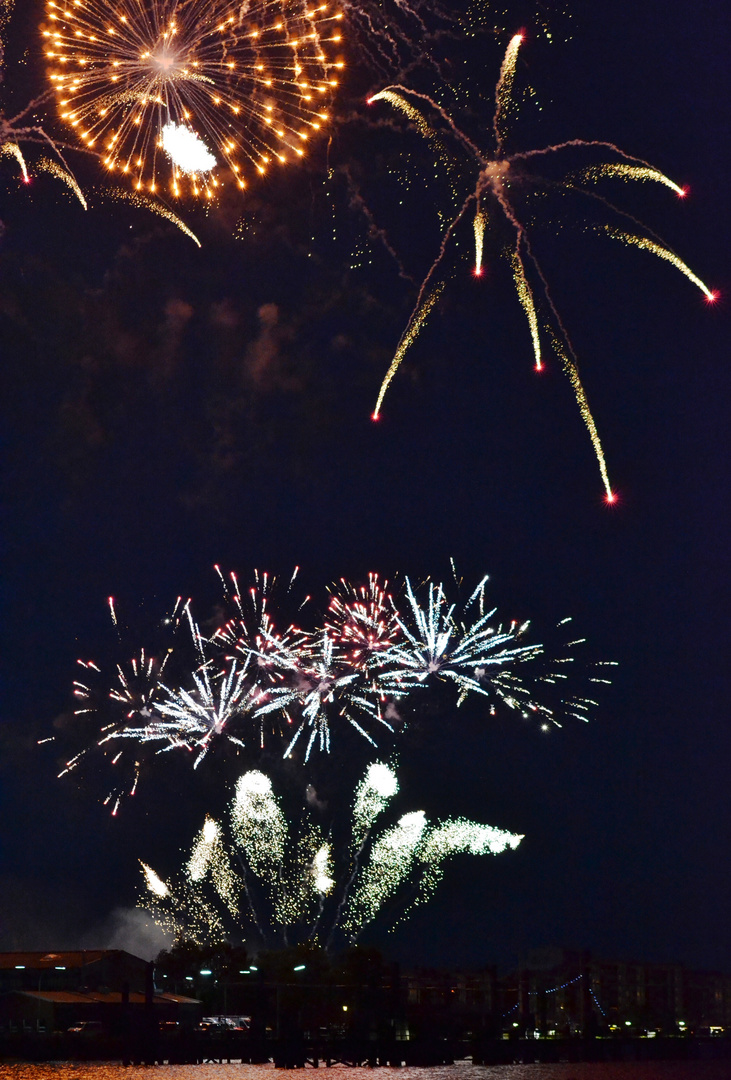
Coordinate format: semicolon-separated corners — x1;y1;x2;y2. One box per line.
161;122;216;175
313;845;335;894
141;861;169;898
364;762;398;798
202;817;219;843
237;771;273;798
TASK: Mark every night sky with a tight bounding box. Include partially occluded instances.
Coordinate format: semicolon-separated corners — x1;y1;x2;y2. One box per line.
1;0;729;973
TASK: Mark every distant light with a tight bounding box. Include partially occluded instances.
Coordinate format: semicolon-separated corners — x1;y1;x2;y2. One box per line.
249;965;258;971
293;964;306;972
240;970;250;975
342;1005;348;1012
185;976;194;981
199;969;212;976
512;1022;519;1028
625;1021;632;1026
15;965;25;970
55;966;66;970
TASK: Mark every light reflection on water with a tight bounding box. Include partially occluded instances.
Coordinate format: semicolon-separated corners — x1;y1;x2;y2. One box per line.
1;1061;730;1080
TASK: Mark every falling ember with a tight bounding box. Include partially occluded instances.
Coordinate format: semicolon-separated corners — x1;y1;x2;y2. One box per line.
368;88;437;142
372;282;444;419
474;205;487;275
108;597;118;626
604;228;716;300
508;246;542;370
493;32;523;153
1;142;29;183
36;157;88;209
548;331;613;500
578;163;686;197
99;188;202;247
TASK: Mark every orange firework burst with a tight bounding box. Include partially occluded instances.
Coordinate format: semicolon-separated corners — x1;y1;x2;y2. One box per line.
42;0;344;198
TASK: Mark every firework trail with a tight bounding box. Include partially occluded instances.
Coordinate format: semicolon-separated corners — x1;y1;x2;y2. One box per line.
97;187;201;245
0;0;13;74
0;139;26;181
493;32;522;153
369;35;717;499
603;229;717;302
41;0;344;198
36;156;88;208
508;244;542;370
578;163;687;198
371;282;444;419
473;204;487;274
141;761;523;946
547;330;614;501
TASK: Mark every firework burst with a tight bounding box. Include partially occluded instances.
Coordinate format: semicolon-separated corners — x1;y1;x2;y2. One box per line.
55;567;611;810
141;761;523;946
368;35;717;500
324;573;401;671
41;0;344;198
51;596;192;813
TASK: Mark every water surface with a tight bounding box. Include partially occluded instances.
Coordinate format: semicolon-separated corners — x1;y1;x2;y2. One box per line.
1;1061;730;1080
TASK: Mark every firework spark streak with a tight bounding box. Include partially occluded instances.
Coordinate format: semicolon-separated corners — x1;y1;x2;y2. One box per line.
508;244;542;370
42;0;344;197
473;204;487;274
141;761;523;946
603;229;717;302
0;139;27;180
98;187;201;245
368;36;717;498
36;155;88;208
371;282;444;420
578;163;687;198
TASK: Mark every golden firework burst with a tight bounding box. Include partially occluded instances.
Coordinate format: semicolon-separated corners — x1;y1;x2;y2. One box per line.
42;0;344;197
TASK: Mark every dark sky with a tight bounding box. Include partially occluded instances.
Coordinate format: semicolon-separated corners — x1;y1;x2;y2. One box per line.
1;0;729;972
